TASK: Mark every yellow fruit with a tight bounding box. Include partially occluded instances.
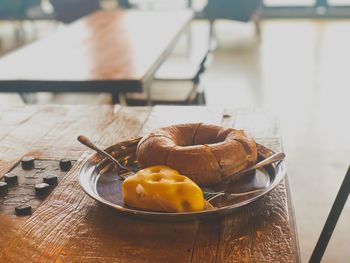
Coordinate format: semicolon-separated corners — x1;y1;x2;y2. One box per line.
122;165;204;212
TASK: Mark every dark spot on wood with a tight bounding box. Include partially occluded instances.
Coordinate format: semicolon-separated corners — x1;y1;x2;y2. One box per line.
4;173;18;185
0;159;75;215
15;204;32;216
43;175;58;186
59;159;72;171
21;157;35;170
0;182;8;196
34;183;50;196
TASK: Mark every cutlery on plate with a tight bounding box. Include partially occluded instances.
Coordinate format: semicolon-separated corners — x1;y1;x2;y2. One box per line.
203;188;265;202
228;151;285;181
78;135;285;202
202;151;286;200
77;135;134;180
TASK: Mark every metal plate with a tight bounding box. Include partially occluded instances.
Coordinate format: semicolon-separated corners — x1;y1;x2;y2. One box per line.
78;138;286;221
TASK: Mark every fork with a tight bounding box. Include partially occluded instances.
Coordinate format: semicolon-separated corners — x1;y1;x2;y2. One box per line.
202;151;285;201
77;135;134;180
203;188;265;202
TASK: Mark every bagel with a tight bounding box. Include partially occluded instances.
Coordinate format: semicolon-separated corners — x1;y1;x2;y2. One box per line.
136;123;257;186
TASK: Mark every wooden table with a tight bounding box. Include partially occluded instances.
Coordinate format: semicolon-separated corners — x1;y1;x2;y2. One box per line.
0;10;193;103
0;105;300;262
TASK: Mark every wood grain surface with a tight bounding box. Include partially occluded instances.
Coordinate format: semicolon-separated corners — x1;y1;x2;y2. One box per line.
0;10;193;93
0;105;300;262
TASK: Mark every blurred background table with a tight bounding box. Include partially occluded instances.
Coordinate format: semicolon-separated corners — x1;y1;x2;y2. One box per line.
0;104;300;262
0;9;193;104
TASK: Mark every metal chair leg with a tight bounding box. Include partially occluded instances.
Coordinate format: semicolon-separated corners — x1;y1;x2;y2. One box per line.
252;12;261;40
309;166;350;263
19;92;37;104
208;20;217;51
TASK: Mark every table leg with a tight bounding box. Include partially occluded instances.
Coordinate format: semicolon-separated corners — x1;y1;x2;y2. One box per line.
145;83;153;106
209;20;217;51
111;92;120;104
19;92;37;104
112;92;130;106
309;166;350;263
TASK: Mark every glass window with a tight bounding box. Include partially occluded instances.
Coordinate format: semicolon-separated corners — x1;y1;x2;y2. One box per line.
264;0;316;6
327;0;350;5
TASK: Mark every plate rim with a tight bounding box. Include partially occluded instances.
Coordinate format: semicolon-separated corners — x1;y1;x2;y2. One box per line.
78;141;286;220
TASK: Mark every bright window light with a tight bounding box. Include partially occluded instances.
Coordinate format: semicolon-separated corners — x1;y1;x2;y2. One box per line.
264;0;315;6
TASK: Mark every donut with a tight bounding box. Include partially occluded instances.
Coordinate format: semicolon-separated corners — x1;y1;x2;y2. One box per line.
136;123;258;186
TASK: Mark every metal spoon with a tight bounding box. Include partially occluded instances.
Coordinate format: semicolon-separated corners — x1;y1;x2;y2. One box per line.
77;135;134;180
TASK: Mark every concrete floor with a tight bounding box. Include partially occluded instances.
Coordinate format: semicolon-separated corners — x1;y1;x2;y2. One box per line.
1;18;350;262
204;19;350;262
